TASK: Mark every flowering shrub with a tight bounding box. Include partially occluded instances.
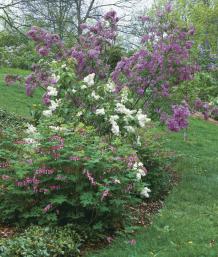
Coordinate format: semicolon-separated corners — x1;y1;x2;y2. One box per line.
0;121;149;231
71;10;119;79
111;3;198;131
1;4;199;238
6;4;198;133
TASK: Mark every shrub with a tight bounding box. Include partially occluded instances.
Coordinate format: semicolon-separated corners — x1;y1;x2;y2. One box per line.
0;31;39;69
0;108;27;130
0;122;145;232
0;225;81;257
136;130;173;200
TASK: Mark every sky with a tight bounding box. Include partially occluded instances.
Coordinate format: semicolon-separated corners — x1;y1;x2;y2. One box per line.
100;0;154;15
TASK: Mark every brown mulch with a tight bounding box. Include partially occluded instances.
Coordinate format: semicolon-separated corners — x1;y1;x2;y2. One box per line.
0;226;16;239
193;112;218;125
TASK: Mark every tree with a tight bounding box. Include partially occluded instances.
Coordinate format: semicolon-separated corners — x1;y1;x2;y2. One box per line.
10;0;136;39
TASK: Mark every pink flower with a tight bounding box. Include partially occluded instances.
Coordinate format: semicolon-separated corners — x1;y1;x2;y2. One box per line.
69;156;80;161
129;239;136;245
43;203;53;213
106;237;113;243
84;170;96;186
101;189;109;201
1;175;10;180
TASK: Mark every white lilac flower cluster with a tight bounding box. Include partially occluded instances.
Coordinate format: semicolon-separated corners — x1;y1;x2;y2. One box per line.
83;73;95;87
133;161;146;181
24;124;40;146
109;115;120;136
43;85;61;117
47;86;58;96
78;74;151;137
132;161;151;198
140;187;151;198
43;99;61;117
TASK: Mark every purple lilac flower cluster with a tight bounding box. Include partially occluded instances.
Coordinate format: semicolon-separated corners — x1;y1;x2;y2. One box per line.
25;64;57;97
27;26;65;58
167;104;191;132
71;10;119;78
112;3;198;95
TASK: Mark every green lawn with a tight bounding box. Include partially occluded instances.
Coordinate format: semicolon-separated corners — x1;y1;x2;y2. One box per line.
0;67;42;117
86;119;218;257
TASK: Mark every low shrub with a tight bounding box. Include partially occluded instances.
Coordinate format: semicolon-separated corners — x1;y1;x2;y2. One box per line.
0;122;145;233
0;108;27;130
0;225;81;257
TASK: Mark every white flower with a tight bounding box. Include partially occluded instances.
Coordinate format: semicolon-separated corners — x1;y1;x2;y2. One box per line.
105;81;115;92
83;73;95;86
136;169;146;181
140;187;151;198
136;173;142;181
51;74;60;82
26;124;37;134
43;110;52;117
91;91;100;100
61;64;67;68
24;138;39;147
47;86;58;96
49;126;66;132
96;108;105;115
76;111;83;117
111;122;120;136
133;162;146;181
136;136;141;146
49;99;61;111
124;126;135;133
109;115;119;123
121;87;129;103
72;89;77;93
114;179;121;184
81;84;87;89
136;109;151;127
115;103;136;118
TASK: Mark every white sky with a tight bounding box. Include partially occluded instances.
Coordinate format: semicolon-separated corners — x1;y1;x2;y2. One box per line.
100;0;154;15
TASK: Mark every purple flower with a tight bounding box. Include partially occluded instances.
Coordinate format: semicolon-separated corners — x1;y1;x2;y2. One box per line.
38;47;50;56
136;87;144;95
167;104;190;132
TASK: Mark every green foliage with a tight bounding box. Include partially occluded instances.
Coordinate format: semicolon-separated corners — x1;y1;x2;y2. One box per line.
0;225;81;257
0;31;40;69
136;130;173;200
0;108;27;130
106;46;124;71
0;122;142;233
173;71;218;106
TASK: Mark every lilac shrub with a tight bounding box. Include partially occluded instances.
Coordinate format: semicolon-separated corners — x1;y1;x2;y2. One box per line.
27;26;65;59
112;3;198;131
71;10;119;79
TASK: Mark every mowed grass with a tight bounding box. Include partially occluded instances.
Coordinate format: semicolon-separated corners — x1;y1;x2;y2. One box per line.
0;67;43;117
86;119;218;257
